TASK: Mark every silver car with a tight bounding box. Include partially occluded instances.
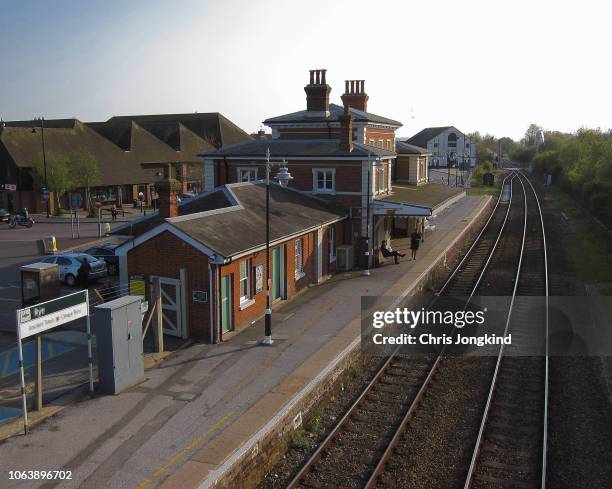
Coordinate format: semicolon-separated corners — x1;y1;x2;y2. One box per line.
42;253;107;286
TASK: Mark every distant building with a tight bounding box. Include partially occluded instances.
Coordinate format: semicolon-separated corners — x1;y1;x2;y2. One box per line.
402;126;476;168
0;113;251;213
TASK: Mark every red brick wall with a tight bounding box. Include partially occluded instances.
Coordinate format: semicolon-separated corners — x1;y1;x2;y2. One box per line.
126;231;211;341
223;160;364;195
365;128;395;149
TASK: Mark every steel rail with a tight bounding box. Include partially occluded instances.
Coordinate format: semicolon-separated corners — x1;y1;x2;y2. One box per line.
520;171;550;489
362;172;517;489
285;174;516;489
463;171;548;488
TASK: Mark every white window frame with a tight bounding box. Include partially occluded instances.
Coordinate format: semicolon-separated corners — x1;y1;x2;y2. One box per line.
295;239;305;279
237;167;258;183
378;139;384;148
328;226;336;263
376;168;385;193
386;139;391;150
369;138;375;146
312;168;336;194
239;259;254;309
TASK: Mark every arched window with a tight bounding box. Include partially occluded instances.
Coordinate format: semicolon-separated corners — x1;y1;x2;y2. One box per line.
447;133;457;148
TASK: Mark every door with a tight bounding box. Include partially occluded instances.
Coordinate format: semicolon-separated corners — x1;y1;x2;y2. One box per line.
272;247;281;301
220;275;232;333
159;277;183;337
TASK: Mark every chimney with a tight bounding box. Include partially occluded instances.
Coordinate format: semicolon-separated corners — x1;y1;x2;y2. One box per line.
339;106;353;152
155;164;181;219
341;80;369;112
257;129;267;140
304;69;331;113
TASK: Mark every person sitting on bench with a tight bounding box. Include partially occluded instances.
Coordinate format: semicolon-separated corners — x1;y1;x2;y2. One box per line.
380;240;405;264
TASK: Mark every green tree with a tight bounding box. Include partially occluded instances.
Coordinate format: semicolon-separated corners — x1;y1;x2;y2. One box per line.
522;123;542;146
69;149;102;214
33;155;73;213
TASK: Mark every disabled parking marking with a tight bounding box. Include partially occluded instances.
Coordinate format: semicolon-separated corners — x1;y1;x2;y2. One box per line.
0;339;75;378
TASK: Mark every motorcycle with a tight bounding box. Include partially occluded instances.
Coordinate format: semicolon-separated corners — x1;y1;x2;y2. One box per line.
9;214;35;228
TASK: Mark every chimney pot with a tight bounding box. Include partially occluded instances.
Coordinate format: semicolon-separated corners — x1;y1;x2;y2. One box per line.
304;68;331;112
341;79;369;112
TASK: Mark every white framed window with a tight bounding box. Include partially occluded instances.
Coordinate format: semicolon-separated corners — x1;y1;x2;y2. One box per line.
328;226;336;262
369;138;375;146
239;259;251;304
377;168;385;193
237;167;258;182
312;168;335;194
295;239;305;279
378;139;384;148
386;139;391;150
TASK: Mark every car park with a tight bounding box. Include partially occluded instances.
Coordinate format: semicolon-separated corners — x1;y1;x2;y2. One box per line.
83;243;120;275
41;253;107;286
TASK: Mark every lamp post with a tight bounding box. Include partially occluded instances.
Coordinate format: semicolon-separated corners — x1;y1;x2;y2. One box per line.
362;153;383;276
261;148;292;346
32;117;49;218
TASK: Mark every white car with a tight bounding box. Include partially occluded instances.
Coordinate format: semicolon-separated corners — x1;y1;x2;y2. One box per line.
42;253;107;286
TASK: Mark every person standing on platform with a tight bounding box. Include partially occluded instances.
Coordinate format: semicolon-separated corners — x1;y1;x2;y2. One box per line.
410;230;422;260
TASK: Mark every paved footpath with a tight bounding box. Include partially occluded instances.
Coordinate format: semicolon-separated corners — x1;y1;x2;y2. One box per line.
0;196;489;489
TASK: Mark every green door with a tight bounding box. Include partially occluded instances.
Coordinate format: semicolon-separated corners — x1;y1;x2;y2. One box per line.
272;247;281;301
221;275;232;333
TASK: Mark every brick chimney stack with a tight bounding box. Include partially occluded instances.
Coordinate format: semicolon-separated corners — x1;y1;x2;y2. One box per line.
304;69;331;113
341;80;369;112
339;106;353;152
155;163;181;219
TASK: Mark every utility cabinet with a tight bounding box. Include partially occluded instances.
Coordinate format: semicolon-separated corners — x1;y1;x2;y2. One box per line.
95;295;144;394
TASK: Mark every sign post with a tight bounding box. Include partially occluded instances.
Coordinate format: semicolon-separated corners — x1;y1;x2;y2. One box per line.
15;290;91;435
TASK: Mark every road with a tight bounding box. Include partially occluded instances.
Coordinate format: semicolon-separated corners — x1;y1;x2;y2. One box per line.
0;220;124;334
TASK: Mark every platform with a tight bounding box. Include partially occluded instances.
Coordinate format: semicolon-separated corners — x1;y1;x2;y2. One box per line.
0;195;490;489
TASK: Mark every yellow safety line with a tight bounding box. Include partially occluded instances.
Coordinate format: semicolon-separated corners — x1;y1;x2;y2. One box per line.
134;410;234;489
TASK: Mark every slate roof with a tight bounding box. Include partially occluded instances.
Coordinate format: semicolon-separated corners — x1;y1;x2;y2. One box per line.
396;141;431;155
380;183;465;210
404;127;456;148
264;103;402;127
1;113;251;188
113;188;234;237
106;113;252;148
200;139;396;159
0;121;162;186
169;183;347;258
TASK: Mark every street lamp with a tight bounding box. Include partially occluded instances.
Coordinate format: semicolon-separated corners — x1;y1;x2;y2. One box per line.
362;154;383;276
261;148;292;346
31;117;49;218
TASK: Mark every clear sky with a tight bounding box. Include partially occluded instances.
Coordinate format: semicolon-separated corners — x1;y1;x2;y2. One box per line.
1;0;610;140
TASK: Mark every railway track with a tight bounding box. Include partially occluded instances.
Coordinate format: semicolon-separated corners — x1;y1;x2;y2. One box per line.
463;171;549;489
285;174;519;489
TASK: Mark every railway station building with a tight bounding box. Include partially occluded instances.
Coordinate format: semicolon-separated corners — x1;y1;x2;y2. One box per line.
114;170;348;343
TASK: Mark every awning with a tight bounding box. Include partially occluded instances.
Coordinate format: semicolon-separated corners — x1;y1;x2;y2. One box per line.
372;199;432;217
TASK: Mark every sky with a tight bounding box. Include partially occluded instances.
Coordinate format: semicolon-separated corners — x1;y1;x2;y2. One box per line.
1;0;611;141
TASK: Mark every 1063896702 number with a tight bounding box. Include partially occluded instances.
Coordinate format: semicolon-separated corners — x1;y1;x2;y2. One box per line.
8;470;72;480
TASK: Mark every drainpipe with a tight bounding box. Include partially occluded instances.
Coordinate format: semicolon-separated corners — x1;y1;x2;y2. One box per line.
208;257;215;344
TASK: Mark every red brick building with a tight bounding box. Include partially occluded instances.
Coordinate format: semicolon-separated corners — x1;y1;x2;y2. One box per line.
115;176;347;343
201;69;433;266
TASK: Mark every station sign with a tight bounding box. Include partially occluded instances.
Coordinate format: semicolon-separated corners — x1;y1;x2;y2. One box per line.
17;290;88;339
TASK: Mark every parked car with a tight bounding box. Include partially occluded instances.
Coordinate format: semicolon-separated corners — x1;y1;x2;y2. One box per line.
83;243;120;275
0;208;9;223
42;253;107;286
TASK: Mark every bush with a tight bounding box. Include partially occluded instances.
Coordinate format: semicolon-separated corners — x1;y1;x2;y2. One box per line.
304;410;322;433
289;429;310;450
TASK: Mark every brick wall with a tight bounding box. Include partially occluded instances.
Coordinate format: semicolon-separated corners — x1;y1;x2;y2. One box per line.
126;231;212;341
